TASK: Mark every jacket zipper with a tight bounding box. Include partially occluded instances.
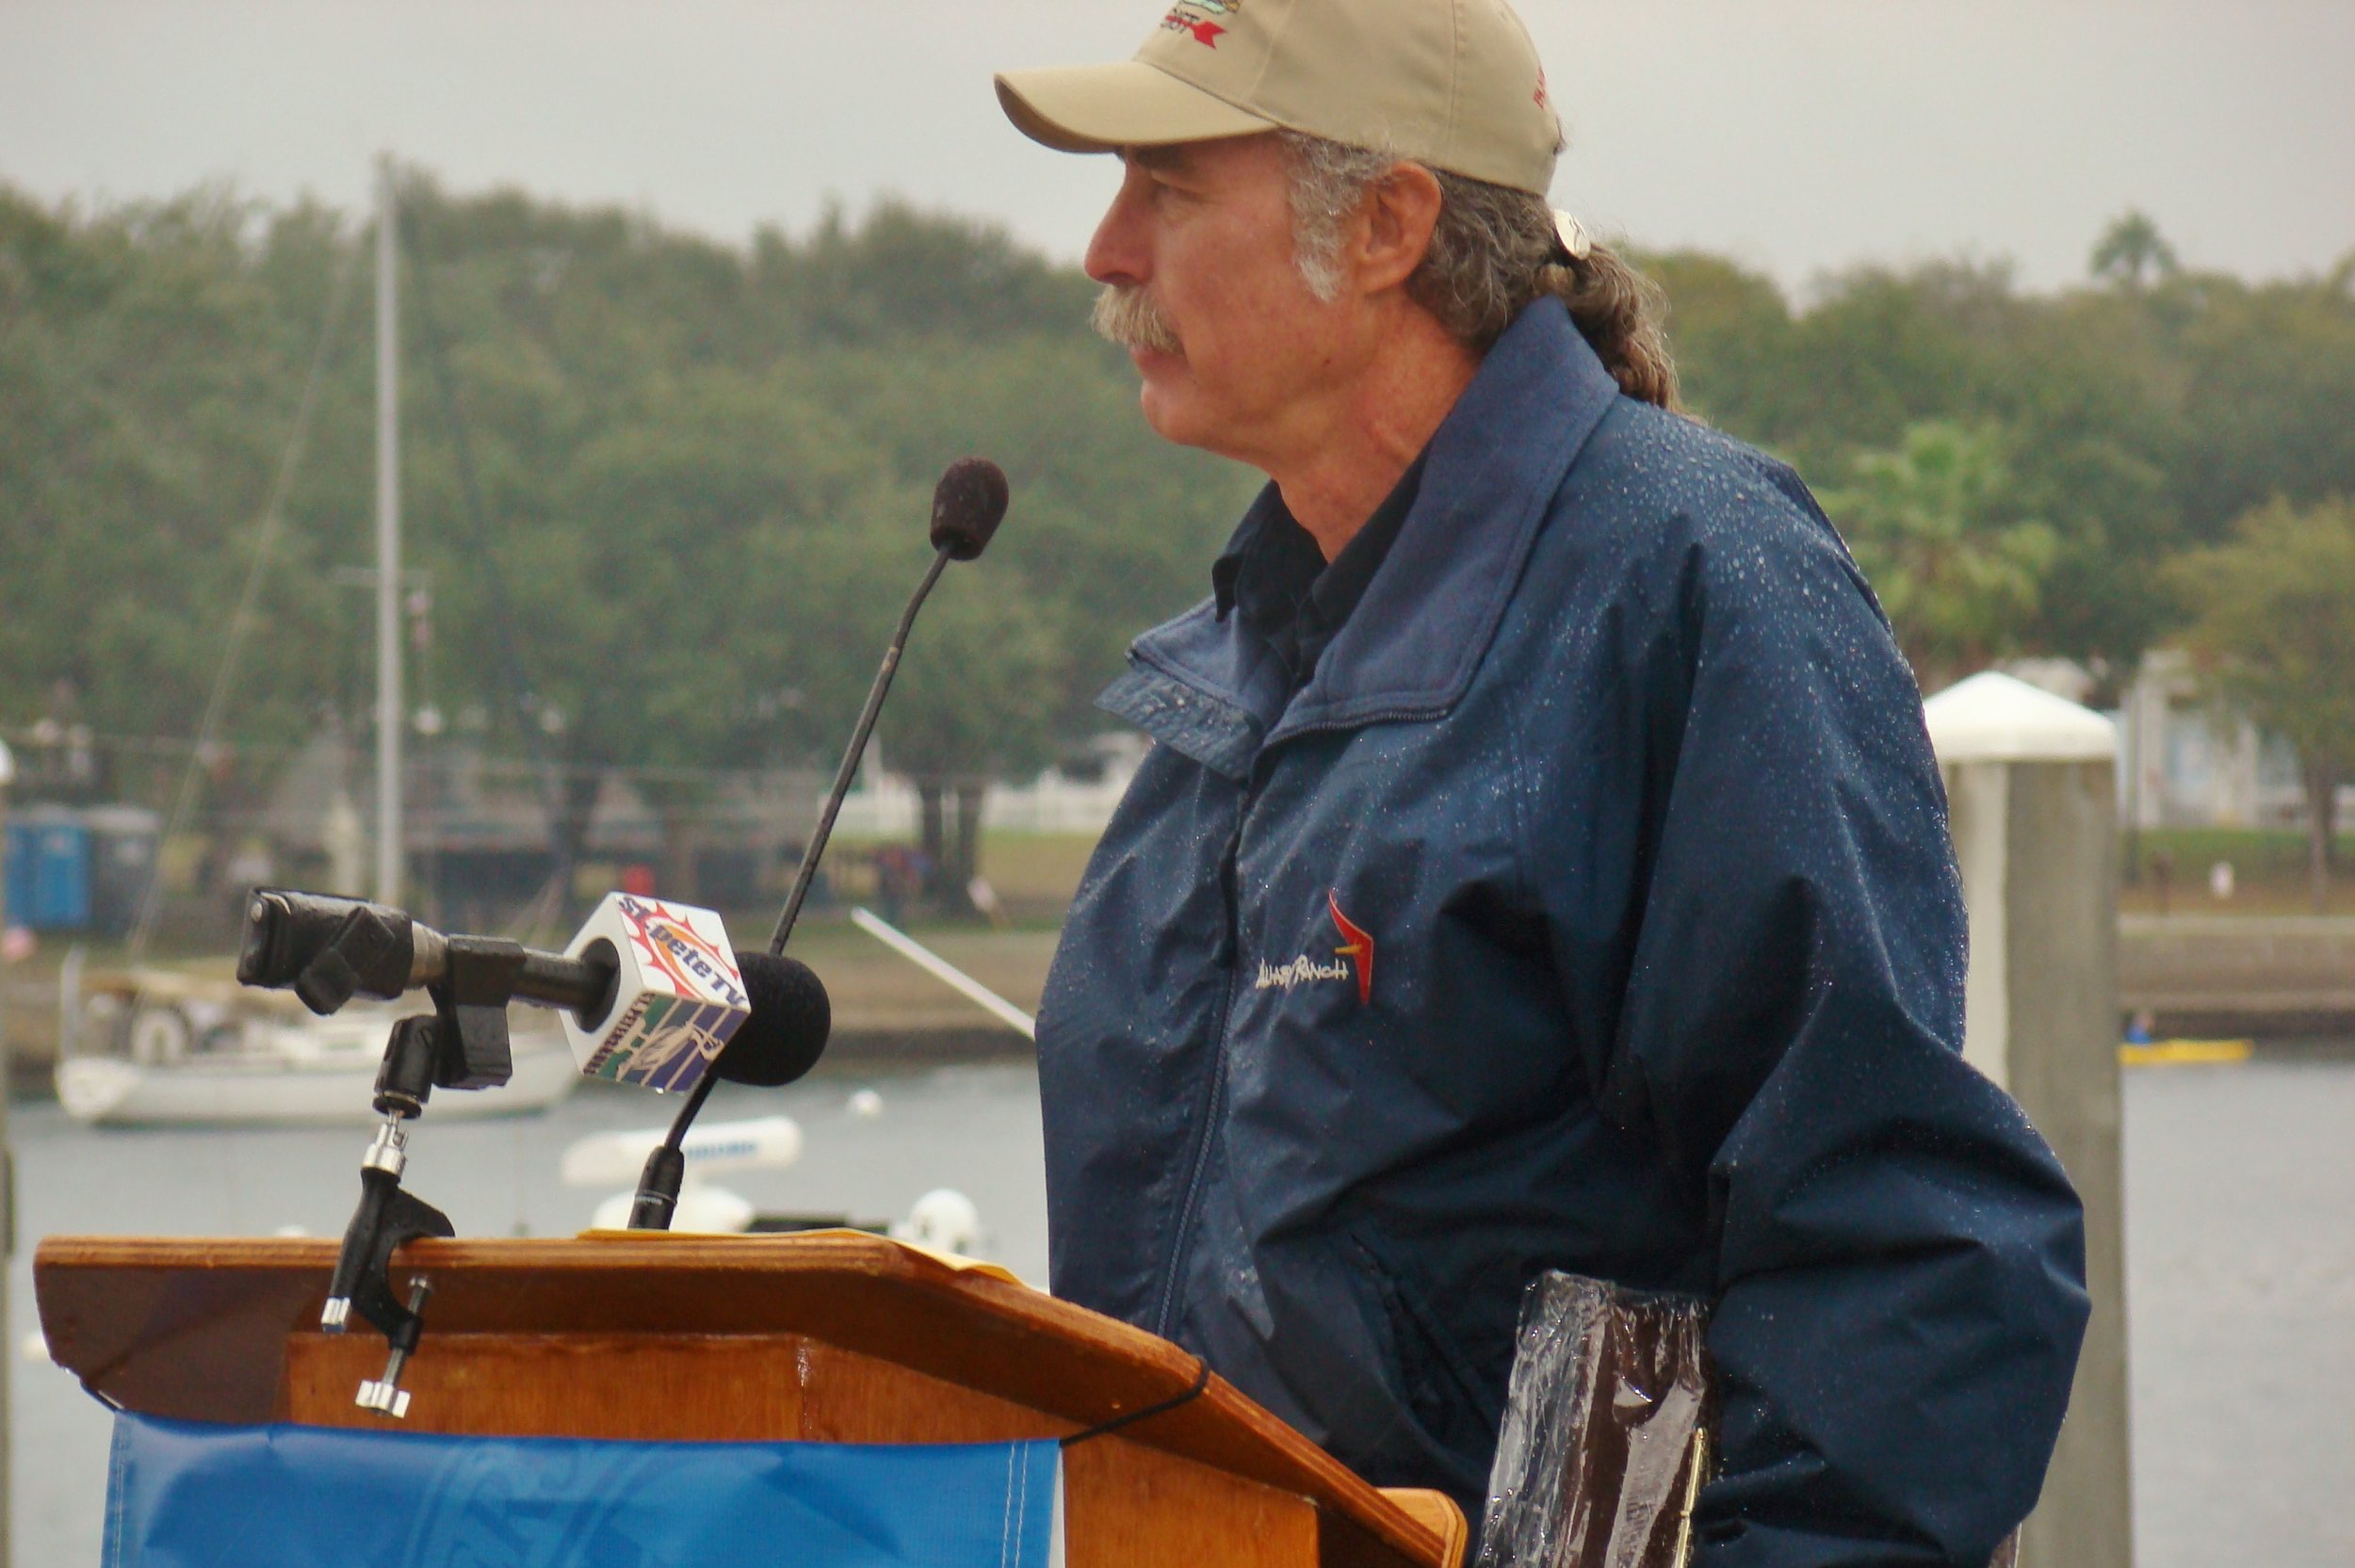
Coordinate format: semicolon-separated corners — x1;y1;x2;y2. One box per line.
1145;705;1439;1338
1150;781;1254;1337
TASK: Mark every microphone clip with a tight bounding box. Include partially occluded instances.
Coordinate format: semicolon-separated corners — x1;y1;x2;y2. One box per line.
321;1104;451;1421
320;978;513;1422
425;935;526;1091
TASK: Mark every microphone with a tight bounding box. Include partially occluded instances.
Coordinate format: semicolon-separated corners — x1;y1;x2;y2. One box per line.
711;948;833;1087
284;900;833;1365
929;456;1010;560
237;889;609;1017
626;457;1011;1231
236;887;830;1094
621;946;833;1229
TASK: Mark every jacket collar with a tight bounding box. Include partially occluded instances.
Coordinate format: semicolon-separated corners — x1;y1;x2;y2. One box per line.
1102;299;1622;778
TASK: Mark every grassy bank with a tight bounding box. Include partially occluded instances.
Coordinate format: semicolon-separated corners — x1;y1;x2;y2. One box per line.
2121;827;2355;915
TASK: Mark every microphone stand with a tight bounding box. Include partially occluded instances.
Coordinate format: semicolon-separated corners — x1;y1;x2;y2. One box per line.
770;548;952;958
625;545;957;1230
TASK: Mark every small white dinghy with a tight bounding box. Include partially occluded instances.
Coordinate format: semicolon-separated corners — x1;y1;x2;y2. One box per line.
564;1114;807;1233
57;961;579;1127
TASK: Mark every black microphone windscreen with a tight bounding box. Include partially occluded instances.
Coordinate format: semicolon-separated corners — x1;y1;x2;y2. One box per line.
929;458;1009;561
715;951;832;1086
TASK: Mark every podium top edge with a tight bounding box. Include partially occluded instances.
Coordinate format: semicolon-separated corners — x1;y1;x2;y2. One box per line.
41;1231;1011;1282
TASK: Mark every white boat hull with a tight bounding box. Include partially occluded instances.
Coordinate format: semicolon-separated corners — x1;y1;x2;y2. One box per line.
57;1035;580;1126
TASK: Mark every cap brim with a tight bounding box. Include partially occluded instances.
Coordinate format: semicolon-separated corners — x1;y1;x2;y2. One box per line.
995;60;1277;154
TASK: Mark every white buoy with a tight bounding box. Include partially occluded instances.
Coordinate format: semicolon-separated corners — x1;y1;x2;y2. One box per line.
892;1188;982;1257
847;1088;885;1120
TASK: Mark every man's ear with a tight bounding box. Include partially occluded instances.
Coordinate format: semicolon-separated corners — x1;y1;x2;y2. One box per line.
1354;162;1444;296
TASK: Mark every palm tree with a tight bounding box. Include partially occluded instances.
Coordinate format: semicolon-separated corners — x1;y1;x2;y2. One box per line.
1830;421;2058;692
2090;211;2180;289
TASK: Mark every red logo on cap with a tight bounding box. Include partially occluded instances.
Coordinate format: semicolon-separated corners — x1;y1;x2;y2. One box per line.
1161;3;1235;47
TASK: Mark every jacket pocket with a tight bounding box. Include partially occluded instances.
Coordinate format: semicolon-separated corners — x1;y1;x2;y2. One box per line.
1344;1228;1509;1471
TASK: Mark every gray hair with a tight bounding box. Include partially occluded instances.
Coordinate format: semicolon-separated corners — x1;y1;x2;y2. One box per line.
1277;131;1680;410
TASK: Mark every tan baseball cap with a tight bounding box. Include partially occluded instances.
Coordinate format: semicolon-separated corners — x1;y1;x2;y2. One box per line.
995;0;1563;197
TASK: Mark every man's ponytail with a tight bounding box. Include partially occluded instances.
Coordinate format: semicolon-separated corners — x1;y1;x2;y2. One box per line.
1541;243;1679;410
1280;132;1681;411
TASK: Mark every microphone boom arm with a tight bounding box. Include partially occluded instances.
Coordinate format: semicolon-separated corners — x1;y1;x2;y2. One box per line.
630;546;957;1228
767;545;952;959
631;454;1007;1232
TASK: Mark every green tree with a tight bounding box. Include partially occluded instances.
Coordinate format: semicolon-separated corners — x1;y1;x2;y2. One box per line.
1827;421;2057;691
1761;260;2023;480
385;176;1240;909
28;165;2347;931
886;586;1067;906
0;186;364;853
1636;250;1795;435
2090;210;2180;289
2168;263;2355;544
1648;251;2185;691
1984;283;2187;696
742;486;1069;912
2166;495;2355;910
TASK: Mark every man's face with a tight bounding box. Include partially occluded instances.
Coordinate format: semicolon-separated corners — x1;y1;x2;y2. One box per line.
1084;135;1356;468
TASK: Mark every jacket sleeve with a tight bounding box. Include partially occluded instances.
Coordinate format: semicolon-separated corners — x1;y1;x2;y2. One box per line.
1544;475;2089;1567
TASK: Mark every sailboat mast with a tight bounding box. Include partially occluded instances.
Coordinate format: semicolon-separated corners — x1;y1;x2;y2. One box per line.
374;154;403;904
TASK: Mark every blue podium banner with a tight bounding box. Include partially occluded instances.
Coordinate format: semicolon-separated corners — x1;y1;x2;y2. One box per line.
104;1413;1063;1568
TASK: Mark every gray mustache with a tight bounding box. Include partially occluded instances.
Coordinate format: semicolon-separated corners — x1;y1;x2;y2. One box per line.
1091;284;1181;356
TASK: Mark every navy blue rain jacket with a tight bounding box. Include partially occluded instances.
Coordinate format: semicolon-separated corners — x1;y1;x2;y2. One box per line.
1035;299;2088;1567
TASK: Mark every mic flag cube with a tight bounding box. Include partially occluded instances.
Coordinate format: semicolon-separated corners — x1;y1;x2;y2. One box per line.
560;893;750;1092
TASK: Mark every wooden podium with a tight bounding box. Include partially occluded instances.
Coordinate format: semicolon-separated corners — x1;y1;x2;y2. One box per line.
37;1231;1467;1568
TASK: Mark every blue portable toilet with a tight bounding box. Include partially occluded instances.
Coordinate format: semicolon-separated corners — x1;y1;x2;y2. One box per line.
11;804;91;930
0;736;12;928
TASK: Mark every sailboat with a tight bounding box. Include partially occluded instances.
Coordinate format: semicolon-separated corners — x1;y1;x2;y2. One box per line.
56;158;579;1126
57;971;579;1126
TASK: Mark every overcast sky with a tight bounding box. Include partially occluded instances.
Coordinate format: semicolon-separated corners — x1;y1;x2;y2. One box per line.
3;0;2349;295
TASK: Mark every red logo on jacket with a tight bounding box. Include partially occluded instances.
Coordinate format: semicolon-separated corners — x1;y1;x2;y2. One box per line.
1329;891;1373;1006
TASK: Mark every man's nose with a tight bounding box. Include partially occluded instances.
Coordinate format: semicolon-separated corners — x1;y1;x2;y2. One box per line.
1084;170;1150;288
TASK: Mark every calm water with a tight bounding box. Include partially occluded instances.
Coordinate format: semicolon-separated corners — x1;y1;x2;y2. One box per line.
7;1053;2353;1566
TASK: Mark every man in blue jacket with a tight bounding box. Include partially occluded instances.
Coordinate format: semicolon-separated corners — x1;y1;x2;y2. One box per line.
995;2;2088;1561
